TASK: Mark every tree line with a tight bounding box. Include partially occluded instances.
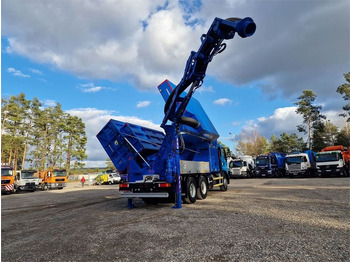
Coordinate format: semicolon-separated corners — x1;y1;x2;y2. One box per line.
235;72;350;156
1;93;87;174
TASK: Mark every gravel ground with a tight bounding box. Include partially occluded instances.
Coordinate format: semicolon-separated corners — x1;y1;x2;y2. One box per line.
1;178;349;262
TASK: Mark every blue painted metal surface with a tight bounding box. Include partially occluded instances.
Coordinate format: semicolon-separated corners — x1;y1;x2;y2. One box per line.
97;16;256;208
96;119;164;175
256;152;287;177
158;80;219;141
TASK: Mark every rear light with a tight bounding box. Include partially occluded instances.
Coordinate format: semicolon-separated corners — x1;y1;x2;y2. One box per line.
119;183;129;188
158;183;171;188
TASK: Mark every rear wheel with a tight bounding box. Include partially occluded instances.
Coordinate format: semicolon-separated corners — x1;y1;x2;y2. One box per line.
183;177;197;204
197;176;208;200
220;173;228;191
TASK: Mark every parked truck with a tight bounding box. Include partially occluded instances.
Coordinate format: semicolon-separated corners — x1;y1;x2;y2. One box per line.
97;16;256;208
96;172;120;185
229;155;255;178
285;150;317;177
14;169;40;192
316;145;350;176
38;169;68;190
256;152;286;177
1;165;15;194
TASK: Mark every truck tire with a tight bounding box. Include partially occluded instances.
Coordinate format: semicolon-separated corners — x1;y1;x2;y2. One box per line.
42;184;49;191
197;175;208;200
183;177;197;204
220;173;228;191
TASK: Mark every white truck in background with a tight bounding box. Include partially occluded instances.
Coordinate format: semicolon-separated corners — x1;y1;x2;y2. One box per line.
285;150;317;177
14;170;40;192
228;155;255;178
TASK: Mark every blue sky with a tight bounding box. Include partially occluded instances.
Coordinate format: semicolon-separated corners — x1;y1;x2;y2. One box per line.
2;0;349;167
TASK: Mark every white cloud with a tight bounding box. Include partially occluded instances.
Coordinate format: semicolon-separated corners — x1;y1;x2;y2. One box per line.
7;67;30;78
43;100;57;107
2;1;349;111
83;86;102;93
2;0;195;90
78;83;114;93
213;98;232;106
137;100;151;108
66;108;163;167
29;68;43;75
239;106;347;140
197;85;215;93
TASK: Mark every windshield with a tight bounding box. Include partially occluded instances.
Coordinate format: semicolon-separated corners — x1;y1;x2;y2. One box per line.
316;152;340;162
53;170;67;177
229;160;243;168
1;168;13;176
21;171;36;179
256;156;269;165
286;156;302;164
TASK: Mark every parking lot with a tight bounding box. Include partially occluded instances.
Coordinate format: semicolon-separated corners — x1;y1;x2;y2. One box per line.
1;177;349;262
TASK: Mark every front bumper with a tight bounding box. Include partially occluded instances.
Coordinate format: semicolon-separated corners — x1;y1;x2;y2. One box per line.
1;184;14;192
48;183;67;189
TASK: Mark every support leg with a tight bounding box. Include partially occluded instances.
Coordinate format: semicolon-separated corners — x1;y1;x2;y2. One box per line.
128;198;135;209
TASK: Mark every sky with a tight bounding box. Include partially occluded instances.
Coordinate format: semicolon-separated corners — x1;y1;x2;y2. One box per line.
1;0;350;167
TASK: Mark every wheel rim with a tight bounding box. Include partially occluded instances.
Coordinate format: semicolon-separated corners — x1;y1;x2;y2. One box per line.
200;181;207;195
223;177;228;187
189;183;196;198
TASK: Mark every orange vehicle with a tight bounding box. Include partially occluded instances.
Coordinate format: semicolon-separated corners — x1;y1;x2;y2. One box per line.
1;165;15;194
38;169;68;190
316;145;350;176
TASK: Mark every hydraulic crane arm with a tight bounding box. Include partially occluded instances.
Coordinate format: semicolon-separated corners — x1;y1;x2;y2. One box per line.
162;17;256;128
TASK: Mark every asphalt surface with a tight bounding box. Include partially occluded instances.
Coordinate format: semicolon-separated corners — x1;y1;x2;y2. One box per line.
1;178;349;262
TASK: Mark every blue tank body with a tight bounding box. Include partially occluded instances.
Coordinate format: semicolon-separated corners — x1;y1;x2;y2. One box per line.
256;152;286;177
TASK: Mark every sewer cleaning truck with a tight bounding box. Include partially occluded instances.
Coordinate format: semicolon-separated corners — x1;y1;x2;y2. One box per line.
97;16;256;208
256;152;286;177
316;145;350;176
285;150;317;177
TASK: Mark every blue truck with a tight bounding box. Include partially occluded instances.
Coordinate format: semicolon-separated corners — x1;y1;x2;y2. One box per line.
256;152;287;178
97;16;256;208
285;150;317;177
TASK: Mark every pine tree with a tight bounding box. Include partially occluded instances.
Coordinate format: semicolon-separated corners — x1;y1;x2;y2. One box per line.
295;90;325;149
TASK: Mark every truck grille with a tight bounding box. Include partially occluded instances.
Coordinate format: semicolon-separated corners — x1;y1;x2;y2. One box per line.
25;182;36;186
55;178;65;182
319;165;338;170
1;180;11;184
289;163;301;171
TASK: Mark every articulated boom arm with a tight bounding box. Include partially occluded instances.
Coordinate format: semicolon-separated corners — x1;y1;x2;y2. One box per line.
162;17;256;128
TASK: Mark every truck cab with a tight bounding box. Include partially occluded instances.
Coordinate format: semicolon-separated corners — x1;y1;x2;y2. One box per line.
15;170;39;192
285;150;316;177
39;169;67;190
229;155;255;178
316;150;348;176
1;165;15;194
256;153;286;177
